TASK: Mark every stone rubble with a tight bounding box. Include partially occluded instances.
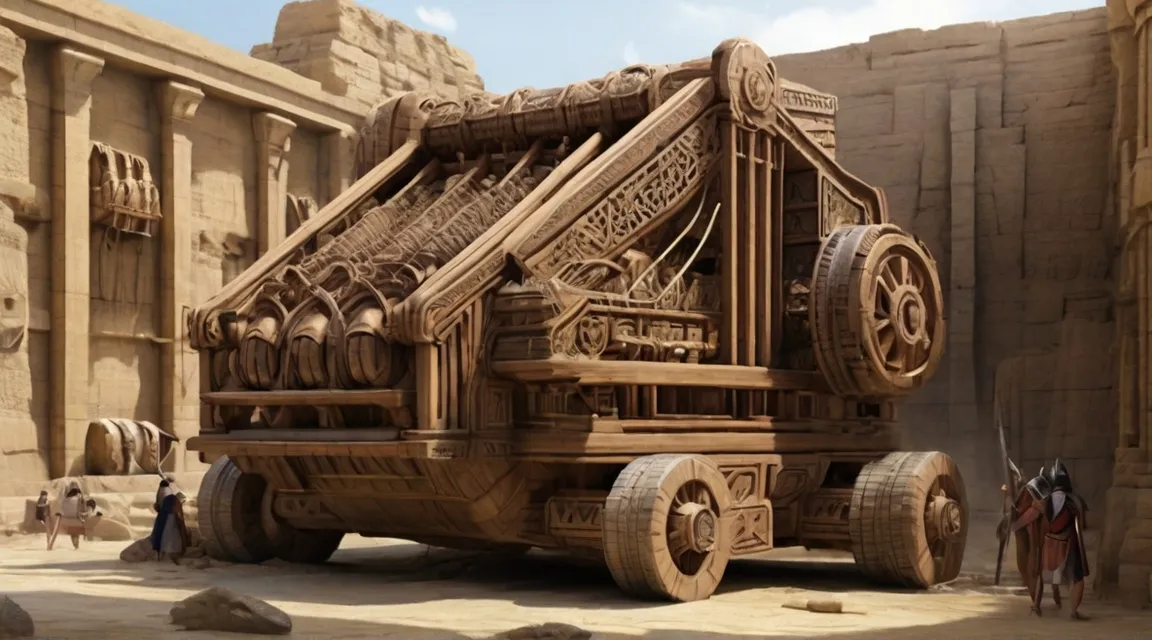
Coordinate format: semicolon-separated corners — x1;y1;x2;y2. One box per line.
0;595;34;638
170;587;292;635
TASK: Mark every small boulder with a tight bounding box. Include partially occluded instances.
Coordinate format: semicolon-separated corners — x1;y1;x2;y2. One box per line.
491;623;592;640
170;587;291;635
119;537;153;563
0;595;35;638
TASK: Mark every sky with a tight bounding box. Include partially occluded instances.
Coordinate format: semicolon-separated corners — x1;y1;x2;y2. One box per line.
109;0;1105;94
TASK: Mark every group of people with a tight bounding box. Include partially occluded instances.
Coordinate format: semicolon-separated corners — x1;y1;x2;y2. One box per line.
34;477;191;562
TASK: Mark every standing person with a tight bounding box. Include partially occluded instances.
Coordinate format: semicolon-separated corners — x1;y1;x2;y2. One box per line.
154;478;173;512
1011;459;1091;620
150;492;190;564
34;490;50;547
48;484;87;551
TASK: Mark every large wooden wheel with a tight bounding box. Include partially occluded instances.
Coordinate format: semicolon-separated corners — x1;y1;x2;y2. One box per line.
602;454;733;602
198;456;343;564
810;224;945;399
849;451;968;588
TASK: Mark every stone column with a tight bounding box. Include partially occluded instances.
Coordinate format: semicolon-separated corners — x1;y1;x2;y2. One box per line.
253;112;295;256
1100;0;1152;608
323;129;355;205
948;88;979;475
156;80;204;472
49;46;103;478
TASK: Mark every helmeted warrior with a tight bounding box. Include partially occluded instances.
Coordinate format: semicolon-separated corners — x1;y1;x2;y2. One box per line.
1011;459;1090;620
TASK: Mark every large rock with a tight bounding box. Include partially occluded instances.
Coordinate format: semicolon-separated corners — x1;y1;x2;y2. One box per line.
119;537;153;563
170;587;292;635
249;0;484;107
490;623;592;640
0;595;34;638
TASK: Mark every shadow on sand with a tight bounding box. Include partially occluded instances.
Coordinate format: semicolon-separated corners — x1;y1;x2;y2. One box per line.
11;587;1152;640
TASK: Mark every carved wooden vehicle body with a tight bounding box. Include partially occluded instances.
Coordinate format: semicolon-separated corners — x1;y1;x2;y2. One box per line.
186;39;966;602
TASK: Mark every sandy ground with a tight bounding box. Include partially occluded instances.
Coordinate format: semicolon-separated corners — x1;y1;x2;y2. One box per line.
1;519;1149;640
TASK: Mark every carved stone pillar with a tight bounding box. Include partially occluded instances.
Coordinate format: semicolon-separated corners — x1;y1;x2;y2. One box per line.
49;46;103;478
1100;0;1152;608
156;80;204;472
253;112;295;256
323;129;355;205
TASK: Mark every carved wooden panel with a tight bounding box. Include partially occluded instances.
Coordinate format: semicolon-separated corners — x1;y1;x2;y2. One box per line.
546;494;604;539
729;504;772;555
89;142;161;237
782;170;819;246
720;465;762;508
820;177;865;235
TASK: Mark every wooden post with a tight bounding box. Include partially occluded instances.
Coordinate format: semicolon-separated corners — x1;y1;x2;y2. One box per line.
49;46;103;478
156;80;205;472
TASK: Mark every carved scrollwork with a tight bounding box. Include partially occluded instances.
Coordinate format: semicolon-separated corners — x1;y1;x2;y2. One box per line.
88;142;161;237
573;314;610;358
712;38;779;128
532;111;722;278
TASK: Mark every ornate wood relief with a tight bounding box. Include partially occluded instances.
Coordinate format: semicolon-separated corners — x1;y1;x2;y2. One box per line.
546;494;604;540
89;142;161;237
821;177;865;234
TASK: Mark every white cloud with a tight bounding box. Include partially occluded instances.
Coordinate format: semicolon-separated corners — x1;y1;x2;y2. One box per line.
623;41;642;65
415;6;458;33
669;0;1099;56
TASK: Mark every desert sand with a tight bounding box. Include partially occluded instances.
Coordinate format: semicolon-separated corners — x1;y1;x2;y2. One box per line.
1;519;1149;640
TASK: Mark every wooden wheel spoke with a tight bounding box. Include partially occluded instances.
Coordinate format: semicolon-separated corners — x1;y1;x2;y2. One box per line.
898;255;911;285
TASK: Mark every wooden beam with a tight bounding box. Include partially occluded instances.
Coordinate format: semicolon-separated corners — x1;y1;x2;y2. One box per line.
201;389;413;408
491;359;824;390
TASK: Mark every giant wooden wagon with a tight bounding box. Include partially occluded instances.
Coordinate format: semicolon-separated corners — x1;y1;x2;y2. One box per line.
186;39;966;602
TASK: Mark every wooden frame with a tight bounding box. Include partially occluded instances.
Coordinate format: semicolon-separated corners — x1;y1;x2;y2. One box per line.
185;39;964;603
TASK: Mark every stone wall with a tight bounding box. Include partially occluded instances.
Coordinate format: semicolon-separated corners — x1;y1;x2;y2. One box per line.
0;0;481;491
776;9;1117;512
251;0;485;108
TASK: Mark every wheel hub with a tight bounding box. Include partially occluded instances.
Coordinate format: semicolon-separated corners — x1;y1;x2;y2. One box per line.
676;502;718;554
926;495;963;543
894;287;928;347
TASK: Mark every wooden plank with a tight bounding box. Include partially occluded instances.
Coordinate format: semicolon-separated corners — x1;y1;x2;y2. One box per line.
202;389;413;408
491;359;824;390
510;431;898;456
187;437;454;458
596;417;831;433
189;429;401;443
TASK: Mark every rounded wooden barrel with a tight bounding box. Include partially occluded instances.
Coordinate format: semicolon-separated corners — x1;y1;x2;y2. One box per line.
84;418;178;476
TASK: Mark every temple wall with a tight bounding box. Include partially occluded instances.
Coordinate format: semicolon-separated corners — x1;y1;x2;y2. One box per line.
776;9;1118;513
0;0;480;492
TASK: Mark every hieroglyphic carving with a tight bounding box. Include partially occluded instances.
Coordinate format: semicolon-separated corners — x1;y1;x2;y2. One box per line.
821;177;865;234
88;142;161;237
779;84;838;117
0;202;28;350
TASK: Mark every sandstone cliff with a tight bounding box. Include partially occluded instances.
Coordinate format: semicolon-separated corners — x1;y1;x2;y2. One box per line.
251;0;485;108
776;9;1116;512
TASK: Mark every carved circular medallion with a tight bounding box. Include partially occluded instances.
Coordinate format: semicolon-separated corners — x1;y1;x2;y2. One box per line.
574;315;610;357
742;67;773;113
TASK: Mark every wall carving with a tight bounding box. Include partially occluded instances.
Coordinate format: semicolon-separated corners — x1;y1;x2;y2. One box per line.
0;201;27;350
88;142;161;237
